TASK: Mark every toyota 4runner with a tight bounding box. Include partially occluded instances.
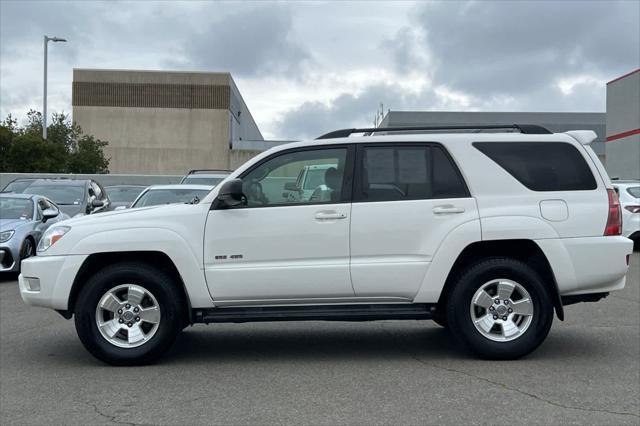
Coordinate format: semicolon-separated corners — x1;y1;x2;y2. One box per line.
19;125;634;365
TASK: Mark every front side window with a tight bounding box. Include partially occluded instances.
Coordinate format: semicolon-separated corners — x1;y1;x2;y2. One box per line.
357;144;468;202
241;148;348;207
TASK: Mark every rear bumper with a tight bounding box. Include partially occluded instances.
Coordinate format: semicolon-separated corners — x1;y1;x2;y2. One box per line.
536;236;634;296
19;254;87;310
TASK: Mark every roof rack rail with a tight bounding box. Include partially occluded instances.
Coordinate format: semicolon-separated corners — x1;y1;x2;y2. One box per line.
186;169;232;175
315;124;552;139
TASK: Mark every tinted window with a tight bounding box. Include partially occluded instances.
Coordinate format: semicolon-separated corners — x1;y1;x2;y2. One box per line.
106;186;145;203
2;180;35;193
25;185;85;205
358;145;468;202
242;148;348;207
474;142;597;191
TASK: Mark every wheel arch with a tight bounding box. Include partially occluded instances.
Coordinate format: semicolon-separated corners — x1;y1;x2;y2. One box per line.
67;251;193;325
437;239;564;320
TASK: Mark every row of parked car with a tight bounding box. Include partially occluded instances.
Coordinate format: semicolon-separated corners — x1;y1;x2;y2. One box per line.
0;169;231;272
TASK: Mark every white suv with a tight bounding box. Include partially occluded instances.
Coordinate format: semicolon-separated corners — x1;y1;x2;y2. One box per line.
19;125;634;365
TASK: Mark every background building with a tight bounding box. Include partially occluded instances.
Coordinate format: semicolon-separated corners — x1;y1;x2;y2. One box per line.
379;111;607;162
72;69;281;174
606;69;640;180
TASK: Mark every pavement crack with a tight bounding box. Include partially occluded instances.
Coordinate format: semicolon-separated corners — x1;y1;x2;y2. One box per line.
85;401;140;426
379;324;640;420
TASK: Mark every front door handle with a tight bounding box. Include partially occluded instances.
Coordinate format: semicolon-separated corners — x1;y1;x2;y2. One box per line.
315;211;347;220
432;205;465;215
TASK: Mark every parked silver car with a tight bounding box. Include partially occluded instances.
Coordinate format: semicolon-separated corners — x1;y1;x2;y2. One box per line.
0;193;69;272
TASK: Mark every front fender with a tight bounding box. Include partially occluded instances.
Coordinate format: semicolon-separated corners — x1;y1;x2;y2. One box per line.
69;228;213;308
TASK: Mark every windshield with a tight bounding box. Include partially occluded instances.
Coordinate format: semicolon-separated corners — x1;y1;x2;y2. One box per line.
106;186;145;203
2;180;35;193
24;185;85;205
132;189;210;208
0;197;34;220
627;186;640;198
182;176;224;186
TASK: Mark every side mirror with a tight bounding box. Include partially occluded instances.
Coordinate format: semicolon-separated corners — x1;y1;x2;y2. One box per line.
284;182;299;191
114;206;127;211
42;208;59;223
213;179;244;209
91;199;105;209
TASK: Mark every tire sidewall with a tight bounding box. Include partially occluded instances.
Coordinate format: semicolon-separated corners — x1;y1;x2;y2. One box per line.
75;263;183;365
447;258;553;359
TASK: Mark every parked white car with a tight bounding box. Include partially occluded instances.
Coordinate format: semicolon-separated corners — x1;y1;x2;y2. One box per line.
19;125;634;365
612;180;640;242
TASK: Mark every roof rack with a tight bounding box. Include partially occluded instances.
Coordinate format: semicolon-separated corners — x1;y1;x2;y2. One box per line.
315;124;552;140
186;169;232;175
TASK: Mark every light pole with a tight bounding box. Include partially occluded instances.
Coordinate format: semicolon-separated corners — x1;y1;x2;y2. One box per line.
43;35;67;140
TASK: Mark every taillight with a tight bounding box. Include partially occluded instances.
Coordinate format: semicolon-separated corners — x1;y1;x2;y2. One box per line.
604;189;622;236
625;205;640;214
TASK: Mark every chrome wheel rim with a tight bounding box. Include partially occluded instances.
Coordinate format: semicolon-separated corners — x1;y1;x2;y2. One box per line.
470;278;534;342
95;284;161;348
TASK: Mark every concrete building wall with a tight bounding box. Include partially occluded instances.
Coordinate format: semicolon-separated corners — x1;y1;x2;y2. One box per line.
606;69;640;180
379;111;607;159
72;69;265;175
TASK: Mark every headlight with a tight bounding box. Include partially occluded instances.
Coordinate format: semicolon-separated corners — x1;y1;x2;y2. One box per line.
0;230;14;243
37;226;71;252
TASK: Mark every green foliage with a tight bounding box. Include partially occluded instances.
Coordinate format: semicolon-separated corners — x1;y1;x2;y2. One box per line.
0;111;110;173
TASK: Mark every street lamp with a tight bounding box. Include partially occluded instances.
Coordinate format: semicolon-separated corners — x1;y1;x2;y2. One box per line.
43;35;67;140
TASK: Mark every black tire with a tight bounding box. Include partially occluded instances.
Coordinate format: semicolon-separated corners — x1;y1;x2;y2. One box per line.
446;257;554;360
432;313;448;328
20;238;35;260
74;262;185;366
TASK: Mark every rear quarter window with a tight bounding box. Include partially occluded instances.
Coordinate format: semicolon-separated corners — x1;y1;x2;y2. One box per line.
473;142;597;191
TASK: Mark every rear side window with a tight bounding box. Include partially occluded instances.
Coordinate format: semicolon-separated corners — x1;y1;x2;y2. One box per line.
473;142;597;191
627;187;640;198
357;144;468;202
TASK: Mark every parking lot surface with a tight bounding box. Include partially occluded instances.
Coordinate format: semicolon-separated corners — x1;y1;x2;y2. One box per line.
1;253;639;425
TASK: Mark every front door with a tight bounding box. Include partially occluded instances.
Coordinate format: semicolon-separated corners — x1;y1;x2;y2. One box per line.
204;145;355;303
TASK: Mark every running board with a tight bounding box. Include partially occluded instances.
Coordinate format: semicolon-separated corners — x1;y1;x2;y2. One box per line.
193;303;437;324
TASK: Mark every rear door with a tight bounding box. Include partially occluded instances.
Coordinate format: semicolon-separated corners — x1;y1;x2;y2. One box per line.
350;142;478;299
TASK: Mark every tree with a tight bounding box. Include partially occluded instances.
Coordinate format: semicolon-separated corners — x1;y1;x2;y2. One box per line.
0;111;110;173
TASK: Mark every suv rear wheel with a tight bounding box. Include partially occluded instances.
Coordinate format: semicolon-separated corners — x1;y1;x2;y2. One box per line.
446;257;553;359
74;262;185;365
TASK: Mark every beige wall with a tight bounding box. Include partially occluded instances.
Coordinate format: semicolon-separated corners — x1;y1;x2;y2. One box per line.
229;149;262;169
74;106;231;174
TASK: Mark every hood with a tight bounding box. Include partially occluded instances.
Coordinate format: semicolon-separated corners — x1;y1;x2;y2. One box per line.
58;202;202;228
0;218;34;231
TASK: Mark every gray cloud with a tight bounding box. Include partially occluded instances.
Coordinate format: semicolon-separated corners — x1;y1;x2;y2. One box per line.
412;0;639;96
170;4;310;77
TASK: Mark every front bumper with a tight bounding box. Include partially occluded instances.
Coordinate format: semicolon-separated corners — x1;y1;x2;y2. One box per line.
19;254;88;310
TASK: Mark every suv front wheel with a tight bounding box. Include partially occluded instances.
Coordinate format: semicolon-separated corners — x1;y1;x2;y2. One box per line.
446;257;553;360
75;262;185;365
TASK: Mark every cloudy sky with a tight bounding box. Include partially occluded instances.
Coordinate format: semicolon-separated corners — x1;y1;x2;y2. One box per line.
1;0;638;140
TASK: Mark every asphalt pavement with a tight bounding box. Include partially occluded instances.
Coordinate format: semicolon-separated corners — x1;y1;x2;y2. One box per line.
1;253;639;425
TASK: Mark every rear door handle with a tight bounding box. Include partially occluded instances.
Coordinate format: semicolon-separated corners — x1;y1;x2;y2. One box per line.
432;205;465;214
315;211;347;220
